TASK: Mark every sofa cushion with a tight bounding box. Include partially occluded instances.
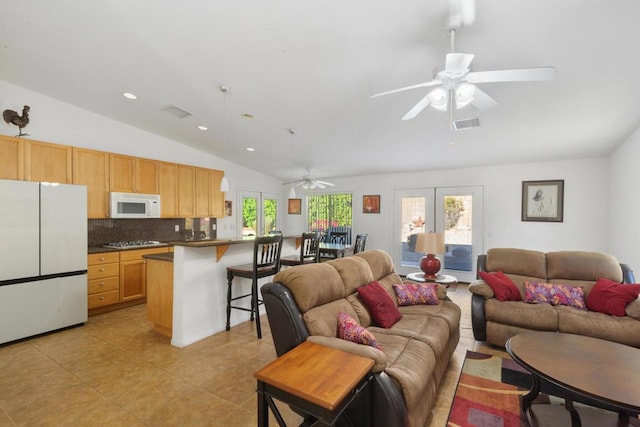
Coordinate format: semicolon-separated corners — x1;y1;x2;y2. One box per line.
586;278;640;317
557;305;640;348
626;299;640;320
303;299;358;337
479;271;522;301
486;248;546;278
337;312;381;349
358;281;402;328
393;283;439;306
326;255;375;295
485;299;558;331
274;263;345;313
523;282;586;310
546;251;623;283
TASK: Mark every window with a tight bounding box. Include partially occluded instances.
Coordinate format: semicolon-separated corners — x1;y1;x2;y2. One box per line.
307;193;352;231
239;191;279;237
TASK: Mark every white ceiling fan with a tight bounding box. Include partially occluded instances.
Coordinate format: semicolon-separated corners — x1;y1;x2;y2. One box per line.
284;176;336;190
371;0;556;121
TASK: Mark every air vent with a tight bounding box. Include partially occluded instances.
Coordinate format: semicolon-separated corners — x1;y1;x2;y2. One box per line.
163;105;193;119
453;117;480;130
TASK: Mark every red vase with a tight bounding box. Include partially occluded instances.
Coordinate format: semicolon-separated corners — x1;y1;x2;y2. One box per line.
420;254;441;279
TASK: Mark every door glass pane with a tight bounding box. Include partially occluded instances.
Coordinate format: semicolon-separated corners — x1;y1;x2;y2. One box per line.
443;195;473;272
242;197;257;237
400;196;426;267
263;198;278;234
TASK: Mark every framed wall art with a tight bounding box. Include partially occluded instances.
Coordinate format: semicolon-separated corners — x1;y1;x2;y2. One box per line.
224;200;232;217
521;180;564;222
288;198;301;215
363;195;380;214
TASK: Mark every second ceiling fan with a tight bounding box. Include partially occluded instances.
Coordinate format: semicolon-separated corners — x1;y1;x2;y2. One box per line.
371;0;556;121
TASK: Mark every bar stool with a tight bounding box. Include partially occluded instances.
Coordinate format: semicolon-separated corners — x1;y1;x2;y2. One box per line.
281;231;321;266
226;234;283;338
353;234;368;254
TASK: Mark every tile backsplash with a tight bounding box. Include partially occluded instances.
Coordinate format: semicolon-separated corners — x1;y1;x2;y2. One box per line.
88;218;217;246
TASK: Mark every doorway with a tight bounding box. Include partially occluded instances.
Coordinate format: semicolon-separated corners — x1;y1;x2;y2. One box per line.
238;191;279;238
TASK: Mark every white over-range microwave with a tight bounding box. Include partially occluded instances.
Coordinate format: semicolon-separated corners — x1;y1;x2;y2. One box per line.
109;192;161;218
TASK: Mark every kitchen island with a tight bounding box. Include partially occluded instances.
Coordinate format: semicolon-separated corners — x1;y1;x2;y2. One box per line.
144;237;299;347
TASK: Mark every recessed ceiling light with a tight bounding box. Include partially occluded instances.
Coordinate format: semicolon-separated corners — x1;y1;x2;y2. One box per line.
241;113;254;120
246;147;255;152
122;92;138;100
197;125;208;131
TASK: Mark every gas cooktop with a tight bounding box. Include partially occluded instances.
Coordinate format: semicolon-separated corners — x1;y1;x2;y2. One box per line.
103;240;165;249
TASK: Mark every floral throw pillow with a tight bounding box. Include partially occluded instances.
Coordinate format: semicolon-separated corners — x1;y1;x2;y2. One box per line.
337;312;381;350
524;282;586;310
393;283;439;306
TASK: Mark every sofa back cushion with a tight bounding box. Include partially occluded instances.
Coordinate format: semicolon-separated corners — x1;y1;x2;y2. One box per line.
546;251;622;283
274;263;345;313
486;248;546;278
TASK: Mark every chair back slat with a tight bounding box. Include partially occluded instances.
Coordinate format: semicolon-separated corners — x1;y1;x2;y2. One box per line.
254;234;283;271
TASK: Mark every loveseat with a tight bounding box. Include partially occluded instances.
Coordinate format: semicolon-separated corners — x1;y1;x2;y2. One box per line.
469;248;640;348
261;249;461;427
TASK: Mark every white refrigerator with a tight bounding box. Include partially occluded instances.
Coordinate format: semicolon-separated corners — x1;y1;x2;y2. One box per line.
0;179;88;344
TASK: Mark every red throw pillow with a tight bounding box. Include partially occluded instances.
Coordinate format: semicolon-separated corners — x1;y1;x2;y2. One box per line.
586;278;640;317
479;271;522;301
357;281;402;328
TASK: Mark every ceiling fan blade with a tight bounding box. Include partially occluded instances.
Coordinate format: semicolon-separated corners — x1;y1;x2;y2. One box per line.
315;182;327;189
445;53;474;75
293;181;306;188
402;93;432;121
314;180;335;187
470;87;498;110
466;66;556;83
371;80;442;98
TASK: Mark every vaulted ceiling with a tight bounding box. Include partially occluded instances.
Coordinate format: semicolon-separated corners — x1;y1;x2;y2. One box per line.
2;1;639;183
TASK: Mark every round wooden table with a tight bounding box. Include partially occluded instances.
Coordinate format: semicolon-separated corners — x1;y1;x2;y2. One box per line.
506;332;640;426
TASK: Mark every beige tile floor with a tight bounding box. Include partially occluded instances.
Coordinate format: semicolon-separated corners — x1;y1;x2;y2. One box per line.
0;283;505;426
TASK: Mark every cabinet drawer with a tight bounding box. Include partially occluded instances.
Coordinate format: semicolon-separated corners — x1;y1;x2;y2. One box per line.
88;263;119;280
88;290;120;309
88;252;120;265
88;276;119;295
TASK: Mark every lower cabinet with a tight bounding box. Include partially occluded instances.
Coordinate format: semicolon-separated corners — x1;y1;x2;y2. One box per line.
119;247;170;302
88;252;120;309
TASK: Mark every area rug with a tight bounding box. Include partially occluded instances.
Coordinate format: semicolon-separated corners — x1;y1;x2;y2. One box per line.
446;350;640;427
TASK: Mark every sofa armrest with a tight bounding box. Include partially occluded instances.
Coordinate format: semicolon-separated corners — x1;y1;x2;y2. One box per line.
306;336;388;372
471;294;487;341
626;299;640;320
468;280;494;299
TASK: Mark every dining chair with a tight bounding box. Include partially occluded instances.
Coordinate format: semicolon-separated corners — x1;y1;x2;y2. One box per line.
225;234;283;339
330;231;348;244
353;234;368;254
281;232;321;267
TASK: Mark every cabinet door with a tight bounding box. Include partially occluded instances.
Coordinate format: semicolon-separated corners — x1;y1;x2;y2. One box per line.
120;259;146;302
135;158;159;194
159;162;178;217
210;169;225;218
0;136;24;180
109;154;136;193
178;165;195;218
73;148;110;218
24;140;72;183
194;167;211;218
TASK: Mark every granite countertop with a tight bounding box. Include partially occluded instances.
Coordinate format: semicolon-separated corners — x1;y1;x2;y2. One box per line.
142;252;174;262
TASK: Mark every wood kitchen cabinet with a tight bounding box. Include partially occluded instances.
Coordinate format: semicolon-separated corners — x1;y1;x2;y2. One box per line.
177;164;195;218
73;147;110;218
24;139;73;184
119;247;169;302
87;252;120;309
145;256;174;337
210;169;225;218
195;167;211;218
109;154;159;194
0;135;24;180
158;161;179;217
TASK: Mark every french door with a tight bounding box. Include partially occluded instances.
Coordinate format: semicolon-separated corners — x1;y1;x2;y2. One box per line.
394;186;483;282
238;191;279;238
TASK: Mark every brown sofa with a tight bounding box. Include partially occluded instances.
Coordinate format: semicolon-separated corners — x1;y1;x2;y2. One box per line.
261;249;461;427
470;248;640;348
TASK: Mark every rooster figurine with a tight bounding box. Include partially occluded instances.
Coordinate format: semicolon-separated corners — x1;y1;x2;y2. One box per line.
3;105;30;136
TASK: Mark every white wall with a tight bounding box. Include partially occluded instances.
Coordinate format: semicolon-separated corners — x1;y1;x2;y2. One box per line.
609;126;640;276
286;157;611;260
0;81;282;239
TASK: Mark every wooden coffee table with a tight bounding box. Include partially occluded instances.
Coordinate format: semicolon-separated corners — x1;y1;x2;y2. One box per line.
506;332;640;427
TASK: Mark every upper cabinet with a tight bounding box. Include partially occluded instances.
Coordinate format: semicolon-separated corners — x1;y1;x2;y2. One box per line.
177;165;195;218
110;154;158;194
158;162;179;218
195;167;211;218
210;169;225;218
73;148;110;218
0;136;24;180
24;139;72;183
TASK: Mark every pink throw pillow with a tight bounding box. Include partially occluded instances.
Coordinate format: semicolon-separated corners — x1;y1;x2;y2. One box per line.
479;271;522;301
358;281;402;328
586;278;640;317
524;282;586;310
393;283;439;306
337;312;381;349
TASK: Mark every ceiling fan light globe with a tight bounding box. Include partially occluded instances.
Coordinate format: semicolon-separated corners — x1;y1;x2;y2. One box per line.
455;82;476;108
428;87;449;111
